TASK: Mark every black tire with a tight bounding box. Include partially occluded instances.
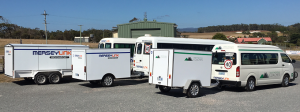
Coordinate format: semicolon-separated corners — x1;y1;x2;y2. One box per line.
158;85;171;93
187;83;200;98
89;80;101;85
245;77;255;91
24;77;33;81
281;75;289;87
34;73;48;85
101;75;114;87
49;73;61;84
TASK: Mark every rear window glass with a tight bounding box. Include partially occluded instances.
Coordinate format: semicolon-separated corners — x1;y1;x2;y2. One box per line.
212;53;236;65
137;43;142;54
143;43;152;54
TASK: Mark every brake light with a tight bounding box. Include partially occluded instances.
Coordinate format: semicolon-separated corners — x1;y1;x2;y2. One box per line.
150;72;152;76
236;66;240;77
84;66;86;72
169;74;171;79
133;60;135;66
71;65;73;70
221;50;225;52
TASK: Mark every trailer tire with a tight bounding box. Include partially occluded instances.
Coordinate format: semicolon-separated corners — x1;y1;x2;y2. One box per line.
49;73;61;84
158;86;171;93
89;80;101;85
101;75;114;87
187;83;200;98
34;73;48;85
245;77;255;91
281;74;289;87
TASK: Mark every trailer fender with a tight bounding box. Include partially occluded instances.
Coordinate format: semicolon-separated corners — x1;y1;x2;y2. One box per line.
183;80;201;94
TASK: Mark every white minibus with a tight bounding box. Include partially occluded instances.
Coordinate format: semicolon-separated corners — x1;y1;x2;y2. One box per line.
132;35;234;77
211;44;297;91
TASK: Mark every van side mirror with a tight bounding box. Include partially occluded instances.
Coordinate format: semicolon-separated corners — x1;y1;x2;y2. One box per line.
292;59;296;63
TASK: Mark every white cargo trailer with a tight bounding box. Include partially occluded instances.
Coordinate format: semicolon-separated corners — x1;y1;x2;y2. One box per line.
4;44;89;85
72;49;130;87
149;49;212;98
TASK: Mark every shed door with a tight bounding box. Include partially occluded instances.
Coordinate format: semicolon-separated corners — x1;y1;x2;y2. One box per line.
131;29;161;38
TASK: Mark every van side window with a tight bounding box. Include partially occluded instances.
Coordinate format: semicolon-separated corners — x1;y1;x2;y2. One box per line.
105;43;111;49
241;53;278;65
137;43;142;54
281;53;291;63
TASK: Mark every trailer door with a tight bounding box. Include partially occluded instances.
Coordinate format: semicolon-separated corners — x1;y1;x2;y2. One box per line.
152;50;169;86
4;47;13;78
72;50;87;80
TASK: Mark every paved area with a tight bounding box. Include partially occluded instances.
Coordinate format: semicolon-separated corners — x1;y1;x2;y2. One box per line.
0;62;300;112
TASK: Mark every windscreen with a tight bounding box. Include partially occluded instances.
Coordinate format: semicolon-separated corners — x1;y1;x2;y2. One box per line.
212;53;237;65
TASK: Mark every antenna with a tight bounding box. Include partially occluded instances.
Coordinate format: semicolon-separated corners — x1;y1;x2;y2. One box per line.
144;12;147;19
41;10;49;44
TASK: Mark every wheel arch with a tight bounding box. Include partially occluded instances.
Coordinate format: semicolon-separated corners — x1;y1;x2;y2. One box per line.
102;73;115;79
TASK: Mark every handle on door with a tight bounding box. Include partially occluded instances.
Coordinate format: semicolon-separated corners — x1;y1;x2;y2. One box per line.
140;60;142;62
282;64;285;66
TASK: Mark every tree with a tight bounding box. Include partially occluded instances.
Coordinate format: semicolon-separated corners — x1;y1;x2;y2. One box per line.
267;31;278;43
251;32;265;37
212;33;227;40
290;33;300;44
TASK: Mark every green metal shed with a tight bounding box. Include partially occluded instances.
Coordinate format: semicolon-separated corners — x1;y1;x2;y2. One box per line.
117;19;177;38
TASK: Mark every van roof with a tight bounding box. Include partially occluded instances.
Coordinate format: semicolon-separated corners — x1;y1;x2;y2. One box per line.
6;44;88;47
136;36;234;45
214;44;283;51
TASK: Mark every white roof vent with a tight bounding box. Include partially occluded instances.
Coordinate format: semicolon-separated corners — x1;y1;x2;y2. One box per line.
145;34;152;37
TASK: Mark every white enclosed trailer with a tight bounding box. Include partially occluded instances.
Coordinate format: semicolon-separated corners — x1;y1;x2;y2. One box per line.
149;49;212;97
4;44;89;85
72;49;130;86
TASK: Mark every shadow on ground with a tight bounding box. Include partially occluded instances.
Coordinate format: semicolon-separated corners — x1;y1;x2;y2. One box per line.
79;78;148;88
12;76;83;86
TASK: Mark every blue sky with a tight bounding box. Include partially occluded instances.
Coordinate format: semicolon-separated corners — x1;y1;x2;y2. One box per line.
1;0;299;31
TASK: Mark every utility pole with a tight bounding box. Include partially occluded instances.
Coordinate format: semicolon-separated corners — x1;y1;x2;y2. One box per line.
103;29;104;38
42;10;48;44
79;25;82;45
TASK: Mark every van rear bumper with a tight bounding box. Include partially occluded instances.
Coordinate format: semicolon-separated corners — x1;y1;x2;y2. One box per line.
212;79;241;87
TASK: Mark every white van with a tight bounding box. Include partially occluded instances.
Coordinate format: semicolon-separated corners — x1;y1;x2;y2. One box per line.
132;35;234;77
211;44;297;91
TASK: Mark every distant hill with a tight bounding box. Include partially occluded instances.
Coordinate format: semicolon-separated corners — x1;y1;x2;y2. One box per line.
178;28;198;32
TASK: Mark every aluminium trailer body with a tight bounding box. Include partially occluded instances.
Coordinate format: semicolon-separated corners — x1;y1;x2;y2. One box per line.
149;49;212;98
4;44;89;85
72;49;130;86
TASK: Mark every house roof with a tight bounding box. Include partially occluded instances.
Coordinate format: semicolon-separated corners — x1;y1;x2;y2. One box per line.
235;37;272;43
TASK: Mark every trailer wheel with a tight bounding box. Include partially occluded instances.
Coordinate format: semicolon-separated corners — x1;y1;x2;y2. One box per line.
187;83;200;98
34;73;47;85
49;73;61;84
158;86;171;93
281;75;289;87
101;75;114;87
89;80;101;85
245;77;255;91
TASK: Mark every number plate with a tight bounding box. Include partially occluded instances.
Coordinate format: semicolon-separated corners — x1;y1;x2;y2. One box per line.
157;76;163;81
219;72;225;75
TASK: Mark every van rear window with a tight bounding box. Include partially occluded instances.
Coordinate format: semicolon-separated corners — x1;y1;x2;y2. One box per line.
212;53;236;65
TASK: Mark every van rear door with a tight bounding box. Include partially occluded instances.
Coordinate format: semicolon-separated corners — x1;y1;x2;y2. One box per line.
72;49;87;80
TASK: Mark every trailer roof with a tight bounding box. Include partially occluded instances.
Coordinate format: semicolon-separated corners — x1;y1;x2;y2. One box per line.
6;44;88;47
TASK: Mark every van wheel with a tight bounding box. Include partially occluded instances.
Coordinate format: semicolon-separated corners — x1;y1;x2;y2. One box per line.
187;83;200;98
49;73;61;84
34;73;47;85
89;80;101;85
158;86;171;93
245;77;255;91
101;75;114;87
281;75;289;87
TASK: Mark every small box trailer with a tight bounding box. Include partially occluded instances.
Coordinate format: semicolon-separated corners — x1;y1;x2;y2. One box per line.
72;49;130;87
149;49;212;98
4;44;89;85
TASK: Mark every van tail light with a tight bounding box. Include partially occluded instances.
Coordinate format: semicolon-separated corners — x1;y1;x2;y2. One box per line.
150;72;152;76
169;74;171;79
71;65;73;70
133;60;135;66
236;66;240;77
84;66;86;72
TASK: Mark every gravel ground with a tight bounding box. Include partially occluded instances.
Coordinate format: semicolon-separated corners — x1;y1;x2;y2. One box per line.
0;62;300;112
